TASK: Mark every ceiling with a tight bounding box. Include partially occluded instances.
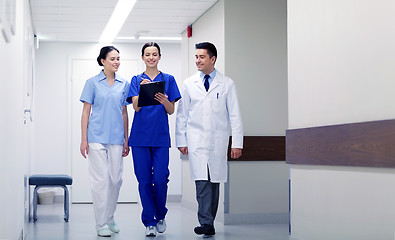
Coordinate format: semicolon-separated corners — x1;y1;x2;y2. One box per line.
30;0;218;43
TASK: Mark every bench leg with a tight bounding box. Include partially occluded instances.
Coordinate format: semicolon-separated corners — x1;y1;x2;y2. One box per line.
60;185;69;222
31;185;70;222
33;186;39;222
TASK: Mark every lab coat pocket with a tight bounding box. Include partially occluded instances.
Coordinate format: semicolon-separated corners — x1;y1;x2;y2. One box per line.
213;91;227;113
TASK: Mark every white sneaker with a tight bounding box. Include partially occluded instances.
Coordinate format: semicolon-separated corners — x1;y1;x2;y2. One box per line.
97;225;112;237
108;222;120;233
156;219;166;233
145;226;157;237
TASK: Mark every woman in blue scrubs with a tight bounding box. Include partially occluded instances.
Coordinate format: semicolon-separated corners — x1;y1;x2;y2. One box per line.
127;42;181;237
80;46;130;237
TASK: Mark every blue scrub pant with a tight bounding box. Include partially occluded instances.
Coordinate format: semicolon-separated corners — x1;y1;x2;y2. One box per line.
132;147;169;227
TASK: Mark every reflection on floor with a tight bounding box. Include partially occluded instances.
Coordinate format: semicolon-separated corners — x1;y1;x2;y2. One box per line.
26;202;289;240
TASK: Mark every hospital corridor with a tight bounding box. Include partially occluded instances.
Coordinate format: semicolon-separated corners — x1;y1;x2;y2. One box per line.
2;0;290;239
3;0;395;240
25;203;288;240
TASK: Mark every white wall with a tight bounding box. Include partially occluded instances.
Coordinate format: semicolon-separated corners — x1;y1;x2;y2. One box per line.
34;42;182;196
288;1;395;239
288;0;395;129
227;161;288;224
181;0;289;225
224;0;288;224
186;0;225;73
225;0;288;136
0;0;34;239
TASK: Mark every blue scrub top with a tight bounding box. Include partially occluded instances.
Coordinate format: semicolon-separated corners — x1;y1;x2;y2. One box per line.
80;70;130;145
127;72;181;147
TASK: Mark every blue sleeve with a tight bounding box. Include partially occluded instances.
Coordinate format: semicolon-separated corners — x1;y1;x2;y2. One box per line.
122;81;131;106
127;75;140;103
80;78;94;104
166;75;181;103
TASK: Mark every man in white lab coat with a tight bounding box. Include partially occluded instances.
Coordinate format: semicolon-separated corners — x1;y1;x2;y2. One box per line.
175;42;243;236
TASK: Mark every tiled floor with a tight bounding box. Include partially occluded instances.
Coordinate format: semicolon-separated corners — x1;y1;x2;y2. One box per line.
26;202;289;240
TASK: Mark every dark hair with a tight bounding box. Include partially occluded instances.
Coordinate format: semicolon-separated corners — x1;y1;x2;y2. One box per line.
195;42;217;60
141;42;161;56
97;46;119;66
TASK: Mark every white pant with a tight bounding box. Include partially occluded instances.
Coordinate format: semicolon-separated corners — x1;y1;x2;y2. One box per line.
88;143;123;229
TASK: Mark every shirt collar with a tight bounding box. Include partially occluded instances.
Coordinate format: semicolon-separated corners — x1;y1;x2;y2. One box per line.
200;69;216;82
98;70;124;82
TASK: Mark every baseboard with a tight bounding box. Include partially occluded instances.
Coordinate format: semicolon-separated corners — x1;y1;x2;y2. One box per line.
224;212;289;225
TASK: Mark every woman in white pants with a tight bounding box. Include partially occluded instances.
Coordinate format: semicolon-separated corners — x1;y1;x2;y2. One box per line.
80;46;130;237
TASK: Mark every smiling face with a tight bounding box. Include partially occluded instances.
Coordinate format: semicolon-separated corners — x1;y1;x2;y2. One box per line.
195;49;215;75
101;50;120;73
142;46;161;68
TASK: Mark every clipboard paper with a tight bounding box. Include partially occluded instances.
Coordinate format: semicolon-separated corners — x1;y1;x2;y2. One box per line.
137;81;165;107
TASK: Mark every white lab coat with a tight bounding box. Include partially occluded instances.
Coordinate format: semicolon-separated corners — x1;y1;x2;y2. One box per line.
175;71;243;183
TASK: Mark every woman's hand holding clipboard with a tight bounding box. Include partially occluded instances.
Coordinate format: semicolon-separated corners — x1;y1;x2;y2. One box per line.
137;80;166;107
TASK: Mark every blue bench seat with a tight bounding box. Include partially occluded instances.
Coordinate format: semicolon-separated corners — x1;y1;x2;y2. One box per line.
29;174;73;222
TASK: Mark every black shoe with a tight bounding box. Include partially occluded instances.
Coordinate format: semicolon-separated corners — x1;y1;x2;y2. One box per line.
194;224;215;235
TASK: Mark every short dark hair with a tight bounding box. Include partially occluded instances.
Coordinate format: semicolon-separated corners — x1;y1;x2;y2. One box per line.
195;42;217;60
97;46;119;66
142;42;161;56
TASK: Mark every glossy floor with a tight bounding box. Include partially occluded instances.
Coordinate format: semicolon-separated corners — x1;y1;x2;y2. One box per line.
26;202;289;240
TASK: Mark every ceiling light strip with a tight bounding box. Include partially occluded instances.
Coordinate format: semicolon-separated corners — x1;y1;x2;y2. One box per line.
99;0;137;43
116;36;182;41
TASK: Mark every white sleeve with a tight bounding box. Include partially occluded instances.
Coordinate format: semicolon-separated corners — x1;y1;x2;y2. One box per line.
175;82;190;147
227;81;244;148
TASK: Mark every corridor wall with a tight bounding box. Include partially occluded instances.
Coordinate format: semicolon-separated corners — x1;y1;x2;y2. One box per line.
288;1;395;239
0;0;35;239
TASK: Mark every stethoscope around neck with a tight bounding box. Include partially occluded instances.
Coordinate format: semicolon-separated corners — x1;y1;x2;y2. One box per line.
140;71;164;83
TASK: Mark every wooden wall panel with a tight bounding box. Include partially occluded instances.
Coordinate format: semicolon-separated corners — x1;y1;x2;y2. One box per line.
228;136;285;161
286;119;395;167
